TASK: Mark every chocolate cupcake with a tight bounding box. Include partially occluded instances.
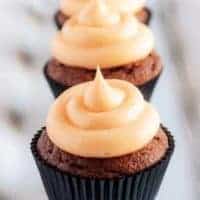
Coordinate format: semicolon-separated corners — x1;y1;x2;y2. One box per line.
32;69;174;200
45;0;162;100
55;0;151;29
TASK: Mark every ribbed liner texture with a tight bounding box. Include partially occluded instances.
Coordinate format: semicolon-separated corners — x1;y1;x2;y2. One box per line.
31;126;174;200
43;65;161;100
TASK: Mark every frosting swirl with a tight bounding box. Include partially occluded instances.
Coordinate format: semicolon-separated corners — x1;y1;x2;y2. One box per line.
52;0;154;69
46;68;160;158
60;0;146;16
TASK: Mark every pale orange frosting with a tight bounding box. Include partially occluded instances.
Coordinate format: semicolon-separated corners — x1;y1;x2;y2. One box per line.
46;68;160;158
52;0;154;69
60;0;146;16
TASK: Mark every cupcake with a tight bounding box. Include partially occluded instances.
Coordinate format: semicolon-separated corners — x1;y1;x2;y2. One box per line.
55;0;151;29
32;69;174;200
45;0;162;100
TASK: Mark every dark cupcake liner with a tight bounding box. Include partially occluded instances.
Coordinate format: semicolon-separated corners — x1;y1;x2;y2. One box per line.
138;73;161;100
31;126;174;200
54;11;65;30
54;8;152;30
44;64;161;100
43;65;70;98
143;7;152;25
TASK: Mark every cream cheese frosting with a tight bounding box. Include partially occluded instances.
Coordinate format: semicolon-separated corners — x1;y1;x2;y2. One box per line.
60;0;146;16
52;0;154;69
46;68;160;158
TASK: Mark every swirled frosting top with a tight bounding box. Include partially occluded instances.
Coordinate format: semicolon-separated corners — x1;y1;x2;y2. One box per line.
52;0;154;69
46;68;160;158
60;0;146;16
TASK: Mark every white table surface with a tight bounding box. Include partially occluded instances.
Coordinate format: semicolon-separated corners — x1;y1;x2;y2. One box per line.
0;0;199;199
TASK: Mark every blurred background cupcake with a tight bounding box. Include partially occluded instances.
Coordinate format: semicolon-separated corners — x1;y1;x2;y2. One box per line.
55;0;152;29
45;0;162;100
32;69;174;200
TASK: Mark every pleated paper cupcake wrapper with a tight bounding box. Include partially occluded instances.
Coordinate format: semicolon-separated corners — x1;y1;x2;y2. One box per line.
31;126;174;200
44;64;161;100
54;8;152;30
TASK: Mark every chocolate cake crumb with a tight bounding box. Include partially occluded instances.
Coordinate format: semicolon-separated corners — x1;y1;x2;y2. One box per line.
37;128;168;179
46;51;162;87
135;7;151;25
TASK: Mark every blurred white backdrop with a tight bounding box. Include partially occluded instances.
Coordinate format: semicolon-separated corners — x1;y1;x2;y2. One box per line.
0;0;200;199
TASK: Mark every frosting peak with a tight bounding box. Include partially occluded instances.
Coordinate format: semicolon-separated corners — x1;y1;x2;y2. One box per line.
84;67;125;112
52;0;154;69
78;0;119;27
47;69;160;158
